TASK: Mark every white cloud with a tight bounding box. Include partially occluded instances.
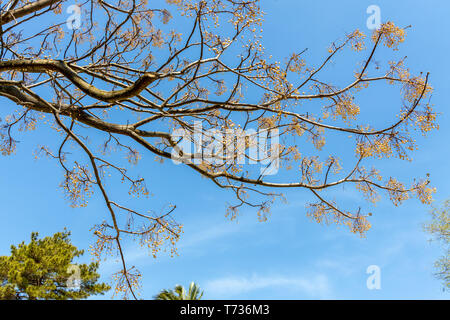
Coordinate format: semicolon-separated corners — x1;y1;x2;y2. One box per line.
178;222;243;249
205;274;332;299
315;258;358;276
98;218;247;271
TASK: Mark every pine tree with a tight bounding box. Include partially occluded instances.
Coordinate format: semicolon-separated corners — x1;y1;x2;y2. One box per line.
0;230;110;300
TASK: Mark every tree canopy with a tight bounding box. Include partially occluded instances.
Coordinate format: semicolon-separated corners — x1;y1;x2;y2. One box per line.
155;282;203;300
0;230;110;300
0;0;438;298
424;200;449;291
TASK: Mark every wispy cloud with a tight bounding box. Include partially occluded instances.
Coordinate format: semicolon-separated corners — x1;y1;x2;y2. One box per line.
205;274;332;299
315;258;359;277
98;217;247;271
178;221;243;249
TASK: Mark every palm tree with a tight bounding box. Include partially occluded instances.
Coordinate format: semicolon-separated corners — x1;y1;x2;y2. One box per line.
155;282;203;300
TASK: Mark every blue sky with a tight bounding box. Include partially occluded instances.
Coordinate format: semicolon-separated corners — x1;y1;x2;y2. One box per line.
1;0;449;299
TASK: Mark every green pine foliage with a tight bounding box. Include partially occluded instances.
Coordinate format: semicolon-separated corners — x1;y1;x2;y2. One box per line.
0;230;110;300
